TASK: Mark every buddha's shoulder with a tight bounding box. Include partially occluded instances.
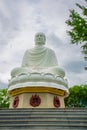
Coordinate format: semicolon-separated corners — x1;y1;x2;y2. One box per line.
24;46;55;55
24;48;35;54
45;47;56;54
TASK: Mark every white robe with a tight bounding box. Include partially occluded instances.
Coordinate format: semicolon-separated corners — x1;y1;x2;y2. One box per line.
22;46;58;69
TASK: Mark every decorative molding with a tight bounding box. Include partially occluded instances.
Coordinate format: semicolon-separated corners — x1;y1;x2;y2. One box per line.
9;87;66;97
54;96;60;108
8;72;68;90
30;94;41;107
13;96;19;108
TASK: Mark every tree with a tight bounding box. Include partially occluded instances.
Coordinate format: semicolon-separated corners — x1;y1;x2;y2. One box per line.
65;85;87;107
0;88;9;108
66;0;87;60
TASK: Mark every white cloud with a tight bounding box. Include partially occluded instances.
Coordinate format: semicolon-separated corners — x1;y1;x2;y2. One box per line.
67;70;87;87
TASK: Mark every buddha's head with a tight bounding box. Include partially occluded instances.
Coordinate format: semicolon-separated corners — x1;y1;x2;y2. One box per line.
34;32;46;46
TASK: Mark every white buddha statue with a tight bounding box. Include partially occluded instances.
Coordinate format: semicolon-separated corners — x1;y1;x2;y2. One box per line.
22;32;58;68
11;32;65;78
8;32;69;109
8;32;68;97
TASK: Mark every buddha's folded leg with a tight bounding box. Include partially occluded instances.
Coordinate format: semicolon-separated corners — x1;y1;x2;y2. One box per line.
11;67;31;78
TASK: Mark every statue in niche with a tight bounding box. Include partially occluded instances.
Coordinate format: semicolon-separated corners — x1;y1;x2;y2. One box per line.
11;32;65;78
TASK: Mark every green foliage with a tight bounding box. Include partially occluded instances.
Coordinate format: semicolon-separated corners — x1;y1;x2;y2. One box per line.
0;88;9;108
66;0;87;60
65;85;87;107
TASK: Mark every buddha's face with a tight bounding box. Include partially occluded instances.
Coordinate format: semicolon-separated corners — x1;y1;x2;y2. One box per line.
35;32;46;45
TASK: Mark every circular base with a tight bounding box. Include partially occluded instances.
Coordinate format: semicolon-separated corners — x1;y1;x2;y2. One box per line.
9;92;65;108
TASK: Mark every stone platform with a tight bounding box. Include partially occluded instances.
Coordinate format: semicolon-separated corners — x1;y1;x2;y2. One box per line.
0;108;87;130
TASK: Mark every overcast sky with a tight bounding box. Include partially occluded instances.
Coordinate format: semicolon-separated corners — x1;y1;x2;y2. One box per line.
0;0;87;89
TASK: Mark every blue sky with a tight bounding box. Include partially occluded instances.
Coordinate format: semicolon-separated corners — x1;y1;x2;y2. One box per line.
0;0;87;88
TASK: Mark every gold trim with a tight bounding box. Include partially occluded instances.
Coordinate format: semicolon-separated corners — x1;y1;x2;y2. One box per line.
9;87;67;97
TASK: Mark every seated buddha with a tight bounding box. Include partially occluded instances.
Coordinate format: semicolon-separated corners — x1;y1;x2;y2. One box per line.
11;32;65;78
